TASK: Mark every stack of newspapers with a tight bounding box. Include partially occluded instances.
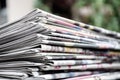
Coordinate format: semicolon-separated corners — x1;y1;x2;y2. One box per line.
0;9;120;80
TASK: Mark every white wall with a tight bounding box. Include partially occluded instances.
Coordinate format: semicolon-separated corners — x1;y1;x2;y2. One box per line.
7;0;34;22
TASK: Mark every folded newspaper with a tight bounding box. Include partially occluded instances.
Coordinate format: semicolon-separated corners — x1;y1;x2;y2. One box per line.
0;9;120;80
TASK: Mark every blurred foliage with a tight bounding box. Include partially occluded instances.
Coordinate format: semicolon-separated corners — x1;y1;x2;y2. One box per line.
35;0;120;32
34;0;51;12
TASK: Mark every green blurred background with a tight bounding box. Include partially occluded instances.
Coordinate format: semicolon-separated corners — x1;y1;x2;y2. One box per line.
35;0;120;32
